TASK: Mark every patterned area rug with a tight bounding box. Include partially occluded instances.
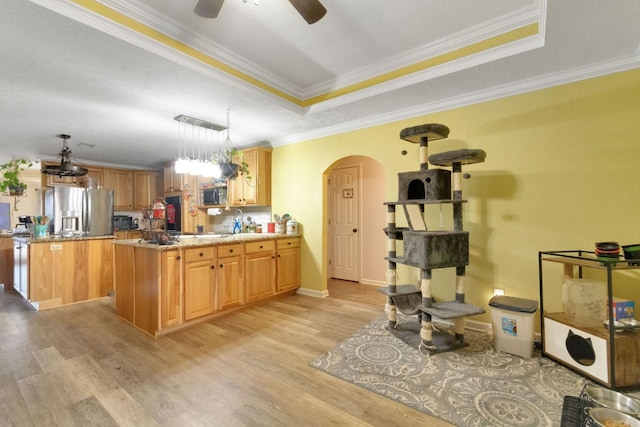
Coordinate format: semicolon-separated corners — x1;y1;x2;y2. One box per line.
311;313;596;427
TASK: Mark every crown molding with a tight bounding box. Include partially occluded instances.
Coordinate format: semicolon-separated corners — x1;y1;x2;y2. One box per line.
33;0;546;111
270;53;640;147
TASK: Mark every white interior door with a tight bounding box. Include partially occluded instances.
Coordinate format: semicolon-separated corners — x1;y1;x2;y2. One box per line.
330;166;359;281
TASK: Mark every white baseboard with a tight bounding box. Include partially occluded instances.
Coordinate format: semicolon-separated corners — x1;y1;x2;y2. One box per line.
296;287;329;298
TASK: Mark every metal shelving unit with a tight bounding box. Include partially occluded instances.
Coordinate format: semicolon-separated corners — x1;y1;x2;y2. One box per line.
539;250;640;389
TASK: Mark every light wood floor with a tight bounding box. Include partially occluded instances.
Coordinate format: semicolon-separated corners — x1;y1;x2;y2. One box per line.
0;279;452;426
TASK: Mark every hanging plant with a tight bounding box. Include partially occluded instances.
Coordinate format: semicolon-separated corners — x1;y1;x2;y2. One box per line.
0;158;32;195
212;147;251;181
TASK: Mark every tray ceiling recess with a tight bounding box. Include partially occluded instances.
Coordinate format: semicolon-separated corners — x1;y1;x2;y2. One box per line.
48;0;544;113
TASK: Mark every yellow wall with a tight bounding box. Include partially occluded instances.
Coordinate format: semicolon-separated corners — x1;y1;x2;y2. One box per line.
272;67;640;323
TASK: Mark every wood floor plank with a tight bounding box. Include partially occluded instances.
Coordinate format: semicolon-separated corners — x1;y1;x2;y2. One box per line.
0;280;452;426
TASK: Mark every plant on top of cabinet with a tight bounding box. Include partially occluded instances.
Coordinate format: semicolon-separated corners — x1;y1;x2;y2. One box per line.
0;158;33;195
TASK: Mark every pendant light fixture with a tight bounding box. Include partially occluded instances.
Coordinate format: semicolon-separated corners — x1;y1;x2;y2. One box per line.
41;134;88;177
174;117;190;174
174;114;226;175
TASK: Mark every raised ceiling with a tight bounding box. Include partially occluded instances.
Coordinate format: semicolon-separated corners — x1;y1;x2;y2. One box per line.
1;0;639;169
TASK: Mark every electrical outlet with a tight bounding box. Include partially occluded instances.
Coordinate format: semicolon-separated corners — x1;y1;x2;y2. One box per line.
50;243;62;251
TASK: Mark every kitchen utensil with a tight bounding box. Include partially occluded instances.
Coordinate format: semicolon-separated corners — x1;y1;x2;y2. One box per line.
584;385;640;417
622;244;640;264
596;241;620;251
584;406;640;427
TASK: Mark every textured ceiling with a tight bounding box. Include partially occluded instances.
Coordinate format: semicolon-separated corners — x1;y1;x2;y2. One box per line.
0;0;638;170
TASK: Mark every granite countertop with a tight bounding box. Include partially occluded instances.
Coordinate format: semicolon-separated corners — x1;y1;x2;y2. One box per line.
114;233;300;250
11;234;116;244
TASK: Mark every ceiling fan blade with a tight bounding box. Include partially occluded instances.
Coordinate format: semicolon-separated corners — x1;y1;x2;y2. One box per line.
194;0;225;18
288;0;327;25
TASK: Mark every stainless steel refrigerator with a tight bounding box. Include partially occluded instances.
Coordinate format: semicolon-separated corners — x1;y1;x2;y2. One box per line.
44;187;114;236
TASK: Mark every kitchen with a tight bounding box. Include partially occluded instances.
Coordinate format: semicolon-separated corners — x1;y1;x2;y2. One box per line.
0;143;300;320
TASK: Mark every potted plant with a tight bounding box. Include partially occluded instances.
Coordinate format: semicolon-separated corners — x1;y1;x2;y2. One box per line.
0;158;32;195
212;147;251;180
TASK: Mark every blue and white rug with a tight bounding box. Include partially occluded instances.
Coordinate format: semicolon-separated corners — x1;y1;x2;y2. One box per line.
310;313;610;426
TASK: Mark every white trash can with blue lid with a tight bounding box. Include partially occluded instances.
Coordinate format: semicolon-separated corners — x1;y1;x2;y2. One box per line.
489;295;538;358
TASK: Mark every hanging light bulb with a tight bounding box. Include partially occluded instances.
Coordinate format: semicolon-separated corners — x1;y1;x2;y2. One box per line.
188;123;204;176
174;118;190;174
202;127;216;177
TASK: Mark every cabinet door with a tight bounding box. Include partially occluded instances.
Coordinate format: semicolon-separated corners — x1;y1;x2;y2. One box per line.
104;169;133;210
133;171;158;210
229;147;271;207
78;167;103;188
184;248;216;320
277;247;300;293
0;238;13;290
161;250;183;328
13;241;27;299
46;173;80;186
163;161;182;193
245;250;276;303
218;254;243;309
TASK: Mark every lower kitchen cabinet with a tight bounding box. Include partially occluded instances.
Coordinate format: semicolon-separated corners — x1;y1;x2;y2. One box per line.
245;240;276;303
160;249;182;329
277;237;300;293
114;236;299;337
217;243;244;310
13;237;113;310
0;237;14;290
183;247;216;320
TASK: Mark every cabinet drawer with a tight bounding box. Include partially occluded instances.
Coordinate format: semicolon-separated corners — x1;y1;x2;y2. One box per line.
277;238;300;249
184;246;215;262
245;240;276;254
217;243;244;258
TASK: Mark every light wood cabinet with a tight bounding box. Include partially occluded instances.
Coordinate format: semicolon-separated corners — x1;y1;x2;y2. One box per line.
0;238;13;289
183;247;216;320
228;146;272;206
133;171;158;210
217;243;244;309
161;249;182;329
104;169;133;210
276;237;300;293
163;161;182;193
114;230;142;240
113;236;299;337
244;240;276;303
24;238;113;310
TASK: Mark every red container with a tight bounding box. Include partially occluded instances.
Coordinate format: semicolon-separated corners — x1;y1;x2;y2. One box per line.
267;222;275;233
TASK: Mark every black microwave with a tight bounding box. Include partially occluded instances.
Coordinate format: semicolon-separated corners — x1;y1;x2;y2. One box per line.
202;187;227;205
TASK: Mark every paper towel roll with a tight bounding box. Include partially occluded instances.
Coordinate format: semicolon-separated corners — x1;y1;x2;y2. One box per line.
207;208;222;216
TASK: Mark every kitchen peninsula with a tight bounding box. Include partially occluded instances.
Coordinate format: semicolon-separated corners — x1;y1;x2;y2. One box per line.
113;233;300;337
10;234;114;310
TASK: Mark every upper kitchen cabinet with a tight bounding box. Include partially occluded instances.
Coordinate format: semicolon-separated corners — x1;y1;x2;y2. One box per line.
163;161;182;193
229;146;272;206
104;169;133;210
133;170;158;210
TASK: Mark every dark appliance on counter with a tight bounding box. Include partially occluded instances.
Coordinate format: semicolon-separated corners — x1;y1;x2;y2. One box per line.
113;215;133;230
44;186;113;236
202;187;227;206
165;194;181;233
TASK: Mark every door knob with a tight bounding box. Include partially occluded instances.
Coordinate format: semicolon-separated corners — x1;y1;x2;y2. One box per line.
353;228;358;233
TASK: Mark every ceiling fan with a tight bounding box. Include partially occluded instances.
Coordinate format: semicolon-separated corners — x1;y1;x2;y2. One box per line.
194;0;327;25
